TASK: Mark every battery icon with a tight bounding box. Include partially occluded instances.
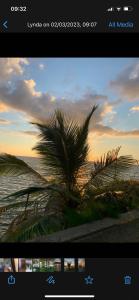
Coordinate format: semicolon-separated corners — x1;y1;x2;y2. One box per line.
123;6;133;11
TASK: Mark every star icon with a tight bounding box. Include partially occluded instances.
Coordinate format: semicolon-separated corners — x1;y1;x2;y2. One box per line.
84;275;94;285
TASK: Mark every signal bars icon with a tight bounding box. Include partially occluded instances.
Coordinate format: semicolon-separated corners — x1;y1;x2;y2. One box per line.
116;7;122;11
107;7;114;11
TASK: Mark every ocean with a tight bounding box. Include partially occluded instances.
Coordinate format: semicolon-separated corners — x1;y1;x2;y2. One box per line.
0;156;139;237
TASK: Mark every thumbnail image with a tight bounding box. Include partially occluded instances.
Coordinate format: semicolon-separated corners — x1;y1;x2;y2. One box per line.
45;258;61;272
0;259;13;272
25;259;33;272
39;259;47;272
0;259;5;272
64;258;75;272
0;58;139;243
32;259;40;272
78;258;85;272
19;258;33;272
19;258;27;272
13;259;19;272
53;258;61;272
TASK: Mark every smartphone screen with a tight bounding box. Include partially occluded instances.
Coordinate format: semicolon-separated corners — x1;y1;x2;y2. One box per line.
0;1;139;299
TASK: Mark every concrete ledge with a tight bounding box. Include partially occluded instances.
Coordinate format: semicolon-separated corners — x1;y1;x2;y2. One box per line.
31;209;139;243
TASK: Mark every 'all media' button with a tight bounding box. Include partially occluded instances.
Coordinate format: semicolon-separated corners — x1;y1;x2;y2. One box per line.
108;21;134;28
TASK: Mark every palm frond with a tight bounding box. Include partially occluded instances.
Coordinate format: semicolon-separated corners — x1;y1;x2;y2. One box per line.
0;199;36;214
74;105;98;171
0;186;49;218
86;147;135;189
0;183;80;211
1;186;49;201
77;105;98;146
0;153;47;183
32;106;98;191
1;214;62;242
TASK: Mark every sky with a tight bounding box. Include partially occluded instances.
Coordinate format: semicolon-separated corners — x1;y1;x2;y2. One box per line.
0;57;139;160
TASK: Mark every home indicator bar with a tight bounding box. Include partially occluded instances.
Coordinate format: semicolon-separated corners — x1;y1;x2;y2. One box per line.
44;296;95;298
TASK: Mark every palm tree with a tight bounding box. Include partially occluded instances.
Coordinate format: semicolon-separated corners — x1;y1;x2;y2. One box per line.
0;106;135;241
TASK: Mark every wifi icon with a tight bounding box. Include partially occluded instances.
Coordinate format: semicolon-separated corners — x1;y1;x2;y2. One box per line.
116;7;122;11
47;275;56;285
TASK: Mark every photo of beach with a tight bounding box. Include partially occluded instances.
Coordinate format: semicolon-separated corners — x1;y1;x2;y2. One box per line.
0;58;139;243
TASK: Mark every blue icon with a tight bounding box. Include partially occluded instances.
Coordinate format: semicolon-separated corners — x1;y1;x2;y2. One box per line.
47;275;56;285
3;20;8;29
8;275;16;285
84;275;94;285
124;275;132;285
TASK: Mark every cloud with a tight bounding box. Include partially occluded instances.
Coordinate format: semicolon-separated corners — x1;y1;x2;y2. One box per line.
39;63;45;70
99;102;117;123
110;60;139;101
0;78;114;128
100;103;113;117
93;124;139;137
1;76;138;138
19;130;38;136
130;106;139;112
0;103;9;112
0;118;12;125
0;58;29;80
